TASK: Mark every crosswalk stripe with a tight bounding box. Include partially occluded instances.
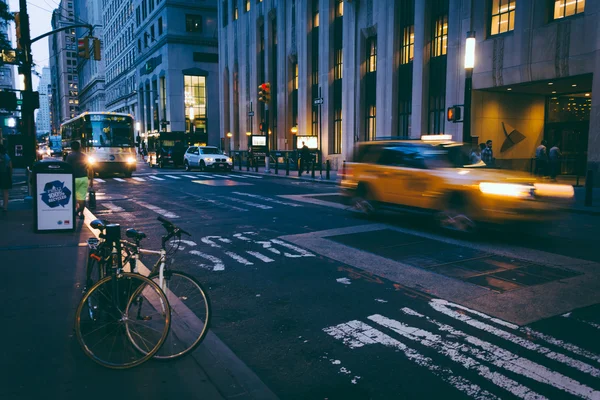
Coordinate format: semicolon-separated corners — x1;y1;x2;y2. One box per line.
132;177;146;182
148;175;165;181
94;178;105;183
324;321;498;400
197;198;247;212
130;200;179;219
212;174;230;178
231;192;303;207
183;175;198;179
196;174;213;179
113;178;126;182
165;175;181;180
228;174;248;178
240;174;263;179
220;196;272;210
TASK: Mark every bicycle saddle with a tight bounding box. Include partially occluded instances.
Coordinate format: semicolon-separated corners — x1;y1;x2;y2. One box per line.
90;219;107;231
126;228;147;240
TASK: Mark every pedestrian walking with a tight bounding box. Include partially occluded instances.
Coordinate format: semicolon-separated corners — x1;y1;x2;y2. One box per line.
535;140;549;177
0;144;12;213
470;143;486;165
65;141;93;219
549;143;562;180
300;142;310;175
481;140;494;166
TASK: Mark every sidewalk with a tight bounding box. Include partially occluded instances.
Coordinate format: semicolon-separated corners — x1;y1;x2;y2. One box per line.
234;166;600;215
0;188;277;400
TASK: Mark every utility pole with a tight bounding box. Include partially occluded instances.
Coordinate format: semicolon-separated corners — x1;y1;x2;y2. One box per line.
18;0;35;167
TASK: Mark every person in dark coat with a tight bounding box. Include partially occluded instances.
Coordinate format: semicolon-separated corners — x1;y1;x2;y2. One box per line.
300;142;310;175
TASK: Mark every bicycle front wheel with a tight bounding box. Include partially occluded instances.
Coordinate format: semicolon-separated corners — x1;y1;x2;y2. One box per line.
74;273;171;369
149;270;211;360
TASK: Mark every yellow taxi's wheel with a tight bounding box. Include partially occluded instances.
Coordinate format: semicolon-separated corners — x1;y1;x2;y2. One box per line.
352;184;376;216
438;202;476;233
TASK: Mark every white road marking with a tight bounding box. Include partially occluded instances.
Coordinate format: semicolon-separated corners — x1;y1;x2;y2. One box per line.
175;240;197;247
336;278;351;285
562;313;600;330
165;175;181;180
94;178;105;183
212;174;230;178
221;196;272;210
240;174;263;179
183;175;198;179
375;299;388;303
225;251;253;265
521;327;600;364
198;198;247;212
231;192;303;207
148;175;165;181
189;250;224;271
369;314;546;400
132;177;146;182
229;174;248;178
324;320;498;400
429;300;600;380
201;236;233;248
195;174;213;178
246;251;275;263
113;177;126;182
101;202;125;212
270;239;315;258
130;200;179;219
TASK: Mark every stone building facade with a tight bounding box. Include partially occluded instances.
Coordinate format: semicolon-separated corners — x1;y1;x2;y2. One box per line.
218;0;600;181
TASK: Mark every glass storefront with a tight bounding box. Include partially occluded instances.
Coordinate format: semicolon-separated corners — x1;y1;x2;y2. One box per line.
184;75;207;134
545;94;591;175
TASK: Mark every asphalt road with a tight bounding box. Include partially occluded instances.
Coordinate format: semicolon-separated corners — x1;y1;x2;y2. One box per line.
87;163;600;400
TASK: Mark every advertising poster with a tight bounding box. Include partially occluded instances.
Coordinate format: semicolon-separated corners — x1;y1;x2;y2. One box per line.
36;173;74;231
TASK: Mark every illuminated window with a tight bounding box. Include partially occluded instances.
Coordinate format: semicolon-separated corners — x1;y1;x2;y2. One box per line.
233;4;238;20
401;25;414;64
553;0;585;19
293;63;298;90
312;0;319;28
334;49;343;80
366;105;376;141
245;0;250;12
432;15;448;57
490;0;516;35
367;37;377;72
184;75;207;133
333;108;342;154
335;0;343;17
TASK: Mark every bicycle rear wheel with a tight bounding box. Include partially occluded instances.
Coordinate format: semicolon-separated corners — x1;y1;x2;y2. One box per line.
74;273;171;369
149;270;211;360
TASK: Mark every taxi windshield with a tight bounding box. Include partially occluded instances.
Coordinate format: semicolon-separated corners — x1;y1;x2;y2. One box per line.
421;144;485;169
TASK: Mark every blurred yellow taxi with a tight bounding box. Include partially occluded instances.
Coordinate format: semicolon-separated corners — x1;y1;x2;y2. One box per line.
341;136;574;232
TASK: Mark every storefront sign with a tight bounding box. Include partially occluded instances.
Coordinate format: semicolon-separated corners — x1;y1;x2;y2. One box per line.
252;136;267;146
296;136;318;149
36;174;74;231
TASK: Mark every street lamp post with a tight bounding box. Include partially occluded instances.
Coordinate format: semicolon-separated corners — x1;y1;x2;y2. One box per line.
226;132;232;155
463;31;476;144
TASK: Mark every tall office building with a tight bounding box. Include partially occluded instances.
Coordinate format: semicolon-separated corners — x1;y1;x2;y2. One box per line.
219;0;600;182
74;0;105;112
134;0;219;145
48;0;80;133
103;0;136;116
0;0;14;90
35;67;52;135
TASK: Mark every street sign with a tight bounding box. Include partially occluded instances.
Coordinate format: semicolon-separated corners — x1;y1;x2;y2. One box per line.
313;98;324;105
248;111;255;116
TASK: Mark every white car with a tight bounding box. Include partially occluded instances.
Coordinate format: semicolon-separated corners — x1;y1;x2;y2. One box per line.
184;146;233;171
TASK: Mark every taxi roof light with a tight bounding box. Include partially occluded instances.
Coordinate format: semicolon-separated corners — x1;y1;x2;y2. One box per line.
421;134;453;142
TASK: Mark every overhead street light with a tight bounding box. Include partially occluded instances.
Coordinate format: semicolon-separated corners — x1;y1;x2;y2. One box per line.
463;31;476;144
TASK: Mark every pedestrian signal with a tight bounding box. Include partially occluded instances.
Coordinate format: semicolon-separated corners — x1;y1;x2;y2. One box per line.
447;106;462;122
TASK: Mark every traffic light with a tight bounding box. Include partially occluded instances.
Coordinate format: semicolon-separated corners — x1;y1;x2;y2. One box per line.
258;82;271;103
78;37;90;59
447;106;462;122
92;38;101;61
14;12;22;50
259;122;265;133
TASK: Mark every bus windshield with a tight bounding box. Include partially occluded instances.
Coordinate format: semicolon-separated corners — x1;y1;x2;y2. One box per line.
87;115;134;147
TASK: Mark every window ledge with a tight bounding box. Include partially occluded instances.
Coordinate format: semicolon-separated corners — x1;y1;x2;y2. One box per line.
548;13;585;24
487;30;515;41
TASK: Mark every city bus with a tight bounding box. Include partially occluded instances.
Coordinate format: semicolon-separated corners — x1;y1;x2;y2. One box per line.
48;134;62;156
60;112;137;177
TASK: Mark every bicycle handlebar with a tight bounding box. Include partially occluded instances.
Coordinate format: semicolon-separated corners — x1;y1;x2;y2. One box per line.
157;216;191;237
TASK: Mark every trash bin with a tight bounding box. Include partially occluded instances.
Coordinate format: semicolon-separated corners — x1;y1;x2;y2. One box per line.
32;160;76;233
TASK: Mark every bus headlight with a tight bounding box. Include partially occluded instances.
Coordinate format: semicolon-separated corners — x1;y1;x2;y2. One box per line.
126;157;136;164
87;156;96;165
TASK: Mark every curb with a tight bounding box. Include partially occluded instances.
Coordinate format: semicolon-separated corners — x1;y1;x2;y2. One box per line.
82;208;279;400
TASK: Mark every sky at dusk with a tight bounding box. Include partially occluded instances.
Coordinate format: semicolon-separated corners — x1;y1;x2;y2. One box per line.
9;0;55;89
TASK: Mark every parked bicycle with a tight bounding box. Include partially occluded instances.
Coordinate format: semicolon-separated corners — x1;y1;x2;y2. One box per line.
119;216;211;360
75;222;171;369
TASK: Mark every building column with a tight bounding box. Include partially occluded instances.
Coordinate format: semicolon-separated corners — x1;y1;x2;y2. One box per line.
410;0;427;138
587;51;600;186
341;0;357;161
